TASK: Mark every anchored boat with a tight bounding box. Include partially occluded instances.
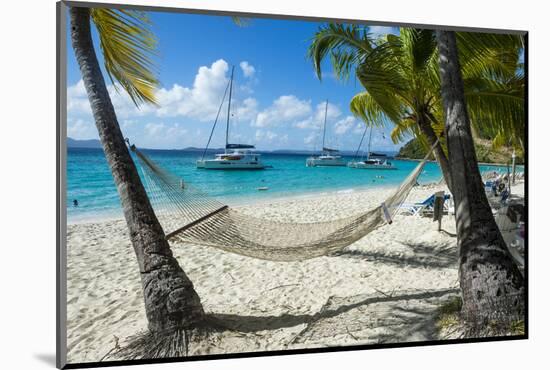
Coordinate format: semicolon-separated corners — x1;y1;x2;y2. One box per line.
347;127;397;170
306;100;345;167
196;66;269;170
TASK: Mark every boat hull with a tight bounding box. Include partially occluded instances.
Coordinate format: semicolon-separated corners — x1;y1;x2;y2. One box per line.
196;159;267;170
306;158;346;167
347;162;397;170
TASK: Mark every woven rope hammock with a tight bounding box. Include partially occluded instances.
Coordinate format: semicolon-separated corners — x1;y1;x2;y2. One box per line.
130;143;436;262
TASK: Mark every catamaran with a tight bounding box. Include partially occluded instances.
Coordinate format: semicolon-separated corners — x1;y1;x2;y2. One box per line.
306;100;345;167
347;126;397;170
196;66;268;170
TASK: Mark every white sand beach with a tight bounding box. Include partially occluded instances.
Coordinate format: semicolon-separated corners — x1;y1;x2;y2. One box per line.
65;182;524;364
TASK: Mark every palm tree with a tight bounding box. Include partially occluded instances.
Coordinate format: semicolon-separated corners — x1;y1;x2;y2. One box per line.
308;25;524;192
435;30;524;335
69;6;204;338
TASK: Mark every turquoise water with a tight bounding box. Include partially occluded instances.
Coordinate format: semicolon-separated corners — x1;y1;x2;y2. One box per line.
67;148;520;222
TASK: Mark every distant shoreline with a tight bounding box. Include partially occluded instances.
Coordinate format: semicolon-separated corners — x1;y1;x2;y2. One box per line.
67;181;402;225
67;145;398;158
395;157;525;168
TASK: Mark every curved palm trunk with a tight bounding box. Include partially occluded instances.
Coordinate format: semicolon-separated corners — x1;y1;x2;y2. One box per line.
70;7;204;333
417;116;453;194
436;30;524;334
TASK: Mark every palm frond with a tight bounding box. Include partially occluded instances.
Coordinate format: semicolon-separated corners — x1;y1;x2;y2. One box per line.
390;118;416;144
231;17;251;26
307;23;373;81
350;91;385;125
400;28;437;74
456;32;522;81
464;75;525;149
91;8;159;106
355;44;410;122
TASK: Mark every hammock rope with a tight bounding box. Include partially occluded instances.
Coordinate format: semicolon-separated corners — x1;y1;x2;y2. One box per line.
129;142;437;262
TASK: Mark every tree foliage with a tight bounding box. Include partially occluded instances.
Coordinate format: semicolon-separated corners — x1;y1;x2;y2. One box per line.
91;8;160;106
308;26;525;150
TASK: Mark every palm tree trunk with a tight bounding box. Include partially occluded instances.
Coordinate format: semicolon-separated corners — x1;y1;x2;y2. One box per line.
435;30;524;334
69;7;204;333
417;115;453;194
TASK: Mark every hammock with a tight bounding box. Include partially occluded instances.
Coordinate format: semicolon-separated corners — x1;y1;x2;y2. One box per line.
130;144;435;262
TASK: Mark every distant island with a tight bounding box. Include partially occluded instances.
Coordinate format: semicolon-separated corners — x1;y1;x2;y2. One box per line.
68;138;401;157
397;137;524;165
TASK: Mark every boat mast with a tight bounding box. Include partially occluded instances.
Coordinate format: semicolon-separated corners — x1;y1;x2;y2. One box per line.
353;126;368;161
225;66;235;152
202;78;231;160
366;126;373;160
321;99;328;153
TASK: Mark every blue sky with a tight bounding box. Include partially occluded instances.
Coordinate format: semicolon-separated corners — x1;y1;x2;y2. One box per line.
66;10;402;151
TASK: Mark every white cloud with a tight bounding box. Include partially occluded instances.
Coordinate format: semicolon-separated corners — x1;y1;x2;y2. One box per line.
334;116;357;135
144;122;188;139
294;102;342;130
155;59;230;120
254;95;312;128
255;130;289;147
144;122;166;137
67;80;92;115
255;129;278;142
67;118;97;139
368;26;400;39
304;131;318;146
121;119;138;129
137;122;191;149
166;124;188;138
234;97;259;122
67;59;245;122
240;61;256;78
353;122;367;134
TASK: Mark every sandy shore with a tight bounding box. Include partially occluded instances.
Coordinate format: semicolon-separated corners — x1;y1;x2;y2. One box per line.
65;182;524;364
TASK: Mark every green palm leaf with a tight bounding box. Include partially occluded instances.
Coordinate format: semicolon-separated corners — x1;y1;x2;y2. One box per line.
91;8;159;106
350;91;388;127
464;75;525;149
456;32;522;80
231;16;251;26
390;118;416;144
308;23;524;157
308;23;373;81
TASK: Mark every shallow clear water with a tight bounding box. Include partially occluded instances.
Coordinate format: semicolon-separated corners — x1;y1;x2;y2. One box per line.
67;148;521;222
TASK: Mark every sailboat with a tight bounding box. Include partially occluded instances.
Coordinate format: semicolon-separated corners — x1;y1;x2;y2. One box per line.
196;66;268;170
306;100;345;167
347;126;397;170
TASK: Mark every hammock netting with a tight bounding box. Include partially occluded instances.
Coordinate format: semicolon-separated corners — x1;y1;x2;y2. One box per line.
132;145;434;262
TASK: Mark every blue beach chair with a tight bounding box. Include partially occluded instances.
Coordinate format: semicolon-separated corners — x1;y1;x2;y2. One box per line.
399;193;451;216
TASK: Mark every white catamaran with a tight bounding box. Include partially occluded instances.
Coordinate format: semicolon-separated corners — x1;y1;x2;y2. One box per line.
306;100;345;167
347;127;397;170
196;66;268;170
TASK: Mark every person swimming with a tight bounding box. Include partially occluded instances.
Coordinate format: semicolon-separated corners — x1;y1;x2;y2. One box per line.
73;199;79;207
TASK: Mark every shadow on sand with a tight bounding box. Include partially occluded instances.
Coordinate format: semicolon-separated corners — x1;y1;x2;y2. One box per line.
330;241;458;270
207;288;459;339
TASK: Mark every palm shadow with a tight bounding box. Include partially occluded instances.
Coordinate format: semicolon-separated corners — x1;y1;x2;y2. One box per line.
330;241;458;270
206;288;459;334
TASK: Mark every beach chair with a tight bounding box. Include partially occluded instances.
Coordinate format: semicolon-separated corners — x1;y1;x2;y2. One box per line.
399;193;451;216
484;180;496;197
495;203;525;272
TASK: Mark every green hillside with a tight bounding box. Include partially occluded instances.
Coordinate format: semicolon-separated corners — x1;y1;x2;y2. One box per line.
397;138;524;164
